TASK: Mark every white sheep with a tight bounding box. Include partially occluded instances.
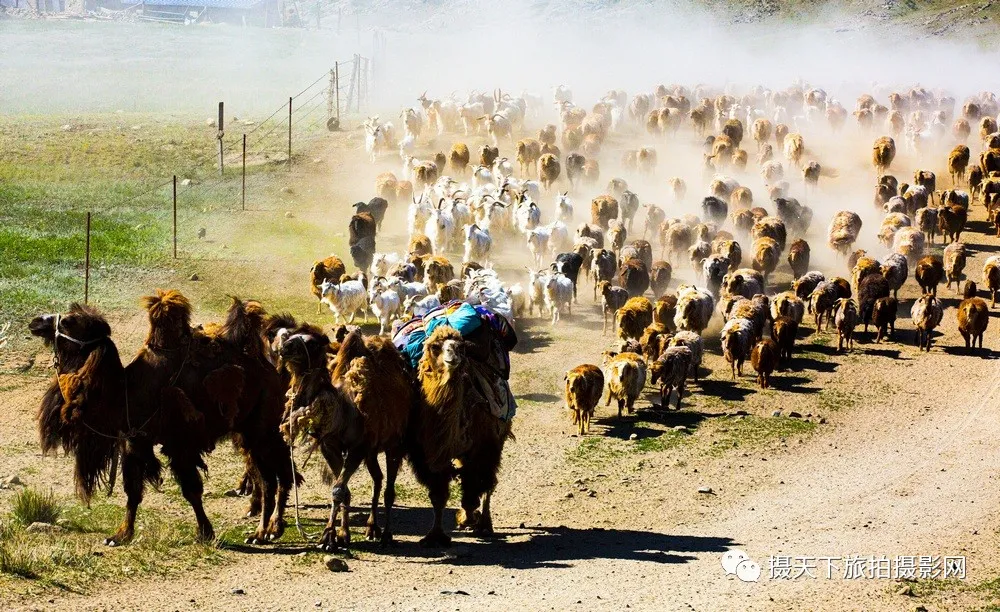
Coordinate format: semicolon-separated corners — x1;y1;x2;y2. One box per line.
370;252;401;278
546;220;572;255
363;116;391;163
555;192;574;223
674;285;715;335
320;279;368;324
545;273;574;324
369;283;402;335
527;227;552;268
507;283;527;320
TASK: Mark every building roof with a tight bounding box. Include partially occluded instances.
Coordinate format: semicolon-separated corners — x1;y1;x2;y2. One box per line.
141;0;266;8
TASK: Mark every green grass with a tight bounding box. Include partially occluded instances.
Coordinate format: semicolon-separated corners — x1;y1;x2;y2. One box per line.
10;488;61;526
815;388;858;412
566;428;689;467
705;416;816;456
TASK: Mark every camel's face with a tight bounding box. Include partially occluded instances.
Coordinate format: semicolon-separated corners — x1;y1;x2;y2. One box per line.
437;338;464;372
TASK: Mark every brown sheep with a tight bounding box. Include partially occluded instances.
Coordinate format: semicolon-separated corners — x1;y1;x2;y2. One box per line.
539;153;561;191
650;346;691;409
751;237;781;282
661;221;694;263
938;205;968;244
538;124;557;146
375;172;399;203
851;256;881;295
449;143;470;175
750;339;778;389
565;365;604;436
617;258;650;297
787;239;810;279
872;136;896;177
424;256;455;294
591;195;620;230
598;280;630;335
914;170;936;201
751;216;787;252
958;281;990;350
603;352;647;419
650;261;673;297
774;123;789;148
949;145;971;186
954;117;972;142
983;256;1000;307
616;296;654;342
751;118;772;150
771;316;797;363
408;233;433;257
834;298;859;351
915;255;945;296
310;255;347;313
784;132;805;168
653;294;678;331
608;221;627;257
872;296;898;343
944;242;967;292
479;144;499;168
639;322;673;362
516;138;542;177
396;180;413;205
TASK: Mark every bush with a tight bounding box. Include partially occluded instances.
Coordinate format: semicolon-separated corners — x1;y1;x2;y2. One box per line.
10;488;61;526
0;542;40;579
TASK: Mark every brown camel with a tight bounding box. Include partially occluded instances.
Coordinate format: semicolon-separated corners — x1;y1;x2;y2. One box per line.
281;329;412;551
30;292;293;547
408;325;515;547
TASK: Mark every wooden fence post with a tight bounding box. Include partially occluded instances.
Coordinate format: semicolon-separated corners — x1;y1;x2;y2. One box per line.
84;212;91;304
172;175;178;259
287;96;293;170
335;62;341;124
242;133;247;211
217;101;225;176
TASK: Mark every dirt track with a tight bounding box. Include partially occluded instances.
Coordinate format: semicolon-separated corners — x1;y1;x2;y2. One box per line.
5;125;1000;611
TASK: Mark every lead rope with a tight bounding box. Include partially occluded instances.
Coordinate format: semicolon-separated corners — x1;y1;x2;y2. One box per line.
287;334;315;542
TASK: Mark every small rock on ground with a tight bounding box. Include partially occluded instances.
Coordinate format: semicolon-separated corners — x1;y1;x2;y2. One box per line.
697;486;714;495
0;475;24;489
323;555;348;572
26;522;63;534
189;273;200;281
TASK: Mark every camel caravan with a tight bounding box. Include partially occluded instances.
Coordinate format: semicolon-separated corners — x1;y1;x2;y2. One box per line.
30;80;1000;552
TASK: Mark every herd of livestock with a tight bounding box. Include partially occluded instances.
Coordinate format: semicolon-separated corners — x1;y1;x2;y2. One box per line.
29;81;1000;554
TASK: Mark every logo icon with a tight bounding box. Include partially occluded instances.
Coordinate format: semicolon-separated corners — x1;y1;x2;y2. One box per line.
722;549;761;582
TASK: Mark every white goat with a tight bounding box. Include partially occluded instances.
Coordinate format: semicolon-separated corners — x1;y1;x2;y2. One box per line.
545;273;574;324
320;279;368;324
463;223;492;264
369;282;402;335
527;227;552;268
425;200;455;254
403;293;441;318
555;192;574;223
364;116;391;163
370;252;401;278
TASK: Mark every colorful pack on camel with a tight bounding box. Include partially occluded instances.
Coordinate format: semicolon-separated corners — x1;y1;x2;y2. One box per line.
392;301;518;421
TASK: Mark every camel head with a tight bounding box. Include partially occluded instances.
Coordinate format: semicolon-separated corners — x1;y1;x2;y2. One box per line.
278;329;331;376
141;289;192;347
29;303;113;373
423;326;465;376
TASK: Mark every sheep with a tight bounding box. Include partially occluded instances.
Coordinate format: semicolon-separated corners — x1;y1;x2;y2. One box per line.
770;291;805;324
872;136;896;176
553;252;585;302
617;258;650;297
538;153;561;192
751;237;780;282
793;271;825;302
603;352;647;419
774;197;812;236
667;330;703;381
527;227;551;268
368;281;402;335
915;255;945;296
771;316;798;363
944;242;967;292
752;118;773;150
424;256;455;294
879;213;912;248
463;224;491;265
751;216;787;252
408;233;433;257
436;279;464;303
616;296;654;342
713;239;742;272
858;274;891;334
834;298;859;351
983;255;1000;307
750;339;778;388
721;317;754;379
914;207;939;244
938;204;968;244
731;294;770;342
608;221;627;257
872;296;898;343
310;255;347;314
591;195;620;230
722;268;765;300
689;240;712;279
654;294;678;331
639;322;673;362
674;285;715;335
321;279;369;324
784;132;805;168
785;239;810;279
565;365;605;436
620;191;641;233
596;280;629;335
702;255;729;297
892;227;925;261
650;261;673;298
701;196;728;226
958;281;990;350
661;221;694;263
880;253;908;299
350;237;377;273
403;293;441;318
911;295;944;351
516;138;542;177
425;201;455;254
591;249;617;301
375;172;399;203
809;281;840;330
851;254;881;291
642;204;666;241
650;346;692;409
545;273;574;325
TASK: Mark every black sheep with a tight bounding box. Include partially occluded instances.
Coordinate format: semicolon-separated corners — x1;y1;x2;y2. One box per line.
349;212;376;247
350;236;376;271
353;197;389;230
552;252;584;303
701;196;728;225
616;258;650;297
858;273;890;333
